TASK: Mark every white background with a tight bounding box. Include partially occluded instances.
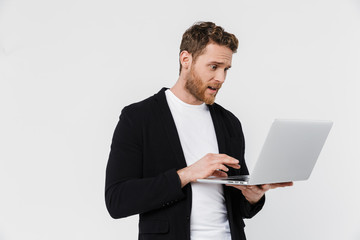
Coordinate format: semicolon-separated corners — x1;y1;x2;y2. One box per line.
1;0;359;239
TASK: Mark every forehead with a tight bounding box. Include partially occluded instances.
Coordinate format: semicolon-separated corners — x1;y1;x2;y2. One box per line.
196;43;233;65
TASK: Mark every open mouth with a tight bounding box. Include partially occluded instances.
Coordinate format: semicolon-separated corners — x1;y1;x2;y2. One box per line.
208;86;217;91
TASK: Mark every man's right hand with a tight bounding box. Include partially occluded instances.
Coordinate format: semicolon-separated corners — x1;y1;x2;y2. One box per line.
176;153;240;188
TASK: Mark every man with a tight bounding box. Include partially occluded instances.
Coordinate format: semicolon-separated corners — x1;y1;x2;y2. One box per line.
105;21;292;240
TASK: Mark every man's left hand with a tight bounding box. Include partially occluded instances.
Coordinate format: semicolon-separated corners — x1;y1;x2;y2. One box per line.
226;182;294;205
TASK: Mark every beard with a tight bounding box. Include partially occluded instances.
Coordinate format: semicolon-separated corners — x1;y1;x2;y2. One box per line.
185;66;222;105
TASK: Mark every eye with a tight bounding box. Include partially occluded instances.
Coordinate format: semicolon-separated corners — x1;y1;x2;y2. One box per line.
224;67;230;72
210;65;217;70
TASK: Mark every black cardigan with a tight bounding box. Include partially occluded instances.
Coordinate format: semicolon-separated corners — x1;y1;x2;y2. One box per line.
105;88;265;240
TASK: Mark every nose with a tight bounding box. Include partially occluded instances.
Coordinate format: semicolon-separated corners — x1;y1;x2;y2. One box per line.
214;70;226;83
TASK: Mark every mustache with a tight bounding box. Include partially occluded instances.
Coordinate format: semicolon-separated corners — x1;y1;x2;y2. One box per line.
208;83;223;89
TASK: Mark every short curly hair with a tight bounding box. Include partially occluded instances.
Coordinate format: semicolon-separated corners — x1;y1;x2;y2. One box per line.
179;21;239;73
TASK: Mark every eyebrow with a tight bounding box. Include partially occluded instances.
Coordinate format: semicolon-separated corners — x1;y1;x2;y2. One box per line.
208;61;232;69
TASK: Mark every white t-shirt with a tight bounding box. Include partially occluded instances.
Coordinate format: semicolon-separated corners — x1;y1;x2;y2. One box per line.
165;89;231;240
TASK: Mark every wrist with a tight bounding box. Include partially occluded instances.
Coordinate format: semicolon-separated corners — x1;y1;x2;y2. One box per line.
248;194;264;205
177;167;192;188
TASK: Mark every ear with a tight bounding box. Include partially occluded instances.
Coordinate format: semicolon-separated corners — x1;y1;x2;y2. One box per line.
179;51;192;70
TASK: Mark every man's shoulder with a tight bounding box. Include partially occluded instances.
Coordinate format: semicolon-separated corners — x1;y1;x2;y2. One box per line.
121;88;167;117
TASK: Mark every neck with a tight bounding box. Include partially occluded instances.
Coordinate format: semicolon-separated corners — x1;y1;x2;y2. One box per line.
170;77;204;105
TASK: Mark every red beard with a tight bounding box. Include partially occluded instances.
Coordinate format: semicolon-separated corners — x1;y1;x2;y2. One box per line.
185;67;222;105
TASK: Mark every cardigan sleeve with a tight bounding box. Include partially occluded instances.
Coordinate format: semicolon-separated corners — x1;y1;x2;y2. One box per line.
105;107;185;219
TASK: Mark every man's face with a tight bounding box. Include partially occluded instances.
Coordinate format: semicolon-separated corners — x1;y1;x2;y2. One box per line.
185;43;233;105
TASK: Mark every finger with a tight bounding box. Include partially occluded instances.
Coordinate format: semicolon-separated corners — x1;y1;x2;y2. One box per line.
259;184;271;191
213;154;240;166
257;182;293;191
218;161;241;169
227;163;241;169
213;164;229;172
270;182;294;189
212;170;228;178
280;182;293;187
209;157;239;169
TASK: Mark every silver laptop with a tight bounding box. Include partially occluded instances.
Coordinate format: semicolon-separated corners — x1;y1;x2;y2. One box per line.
197;119;333;185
